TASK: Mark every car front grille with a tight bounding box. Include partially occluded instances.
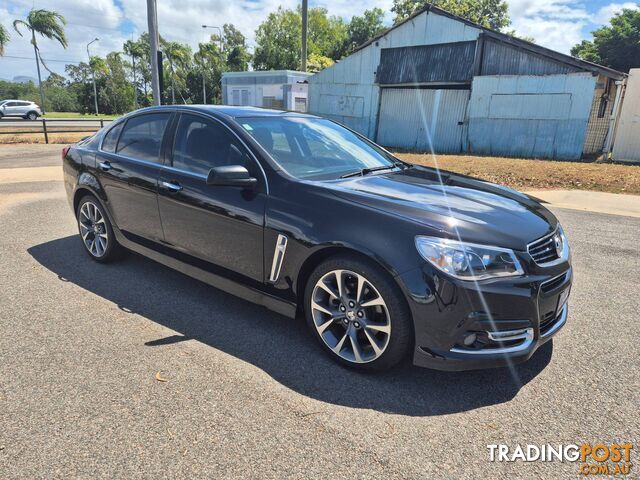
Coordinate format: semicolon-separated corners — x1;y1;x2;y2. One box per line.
528;231;560;265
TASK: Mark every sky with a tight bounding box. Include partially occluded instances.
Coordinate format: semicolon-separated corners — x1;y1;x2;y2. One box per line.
0;0;637;80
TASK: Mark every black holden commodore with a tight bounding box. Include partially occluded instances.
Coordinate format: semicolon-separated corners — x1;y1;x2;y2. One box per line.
62;105;572;372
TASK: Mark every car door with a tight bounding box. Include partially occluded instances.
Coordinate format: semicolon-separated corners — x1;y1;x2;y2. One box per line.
95;111;172;245
4;102;19;116
157;112;267;283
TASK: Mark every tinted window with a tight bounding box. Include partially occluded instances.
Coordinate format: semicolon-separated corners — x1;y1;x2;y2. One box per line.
117;113;170;163
172;114;247;176
19;101;31;106
102;122;124;153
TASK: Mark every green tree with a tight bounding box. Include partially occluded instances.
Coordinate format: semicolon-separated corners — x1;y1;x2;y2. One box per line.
391;0;511;31
253;6;349;70
13;9;68;112
223;24;251;71
345;8;386;52
0;24;9;55
254;7;301;70
571;7;640;73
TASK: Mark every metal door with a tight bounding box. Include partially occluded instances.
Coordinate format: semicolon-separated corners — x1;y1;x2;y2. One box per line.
376;88;469;153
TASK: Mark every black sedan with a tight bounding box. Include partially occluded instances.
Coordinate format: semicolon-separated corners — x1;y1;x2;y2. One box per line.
62;105;572;372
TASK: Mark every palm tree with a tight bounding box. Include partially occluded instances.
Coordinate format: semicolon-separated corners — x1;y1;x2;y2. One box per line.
13;9;68;113
0;25;9;56
162;41;192;104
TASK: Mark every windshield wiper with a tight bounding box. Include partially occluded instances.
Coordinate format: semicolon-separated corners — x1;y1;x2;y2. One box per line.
339;162;408;179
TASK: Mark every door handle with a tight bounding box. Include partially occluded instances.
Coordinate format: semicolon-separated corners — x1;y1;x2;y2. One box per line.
98;161;112;171
161;180;183;193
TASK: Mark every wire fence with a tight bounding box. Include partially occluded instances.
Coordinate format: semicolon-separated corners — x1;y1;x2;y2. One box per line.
0;118;113;144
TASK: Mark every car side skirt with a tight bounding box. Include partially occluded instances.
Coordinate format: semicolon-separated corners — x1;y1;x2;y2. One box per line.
111;227;298;319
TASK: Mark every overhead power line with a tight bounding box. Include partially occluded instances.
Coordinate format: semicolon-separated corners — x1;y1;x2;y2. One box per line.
1;55;82;64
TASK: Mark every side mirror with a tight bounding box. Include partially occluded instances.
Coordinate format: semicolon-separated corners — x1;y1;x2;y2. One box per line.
206;165;257;188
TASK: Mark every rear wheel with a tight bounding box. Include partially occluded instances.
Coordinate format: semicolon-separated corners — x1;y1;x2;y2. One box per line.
76;195;122;262
26;112;38;120
304;255;413;372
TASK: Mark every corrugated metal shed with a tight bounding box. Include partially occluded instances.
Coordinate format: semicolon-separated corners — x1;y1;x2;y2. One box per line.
377;88;469;152
376;41;476;84
467;73;596;159
480;38;581;76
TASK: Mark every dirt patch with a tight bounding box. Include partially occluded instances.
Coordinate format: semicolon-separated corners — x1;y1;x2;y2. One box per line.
0;132;89;144
396;153;640;195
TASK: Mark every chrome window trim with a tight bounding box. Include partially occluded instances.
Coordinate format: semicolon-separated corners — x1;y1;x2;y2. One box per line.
268;234;288;283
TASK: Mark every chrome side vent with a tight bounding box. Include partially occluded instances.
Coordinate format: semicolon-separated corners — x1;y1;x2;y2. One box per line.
269;234;288;283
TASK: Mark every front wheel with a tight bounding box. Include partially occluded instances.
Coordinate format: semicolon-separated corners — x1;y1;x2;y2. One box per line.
76;195;123;262
304;255;413;372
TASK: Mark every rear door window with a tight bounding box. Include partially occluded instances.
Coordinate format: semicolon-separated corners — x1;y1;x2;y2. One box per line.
101;122;124;153
116;113;170;163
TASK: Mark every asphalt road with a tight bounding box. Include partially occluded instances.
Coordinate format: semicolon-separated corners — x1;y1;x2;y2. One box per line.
1;147;638;479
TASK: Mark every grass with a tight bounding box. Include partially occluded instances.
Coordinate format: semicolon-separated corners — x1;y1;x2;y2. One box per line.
396;152;640;195
43;112;120;119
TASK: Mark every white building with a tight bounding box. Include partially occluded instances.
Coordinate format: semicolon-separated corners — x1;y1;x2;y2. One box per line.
221;70;313;112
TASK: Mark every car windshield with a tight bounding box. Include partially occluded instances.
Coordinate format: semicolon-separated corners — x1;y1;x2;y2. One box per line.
238;116;399;180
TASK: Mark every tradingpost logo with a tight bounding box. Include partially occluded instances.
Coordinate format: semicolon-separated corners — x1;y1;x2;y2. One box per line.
487;443;634;475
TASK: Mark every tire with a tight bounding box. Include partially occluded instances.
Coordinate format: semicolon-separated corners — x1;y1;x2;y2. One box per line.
27;112;38;120
76;194;123;263
304;255;414;372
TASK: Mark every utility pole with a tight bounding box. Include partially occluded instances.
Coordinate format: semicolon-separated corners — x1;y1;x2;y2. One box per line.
202;25;223;105
147;0;161;105
87;38;100;115
301;0;308;72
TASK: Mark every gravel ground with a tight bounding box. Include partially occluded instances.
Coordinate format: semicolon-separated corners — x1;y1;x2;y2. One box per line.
0;158;638;478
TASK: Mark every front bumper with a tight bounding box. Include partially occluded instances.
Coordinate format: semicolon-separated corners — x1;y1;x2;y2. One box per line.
398;264;572;371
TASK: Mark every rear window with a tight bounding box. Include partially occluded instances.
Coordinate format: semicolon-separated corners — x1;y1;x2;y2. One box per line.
116;113;170;163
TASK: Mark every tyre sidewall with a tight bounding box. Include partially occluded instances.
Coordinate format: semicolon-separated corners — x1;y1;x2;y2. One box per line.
304;255;414;372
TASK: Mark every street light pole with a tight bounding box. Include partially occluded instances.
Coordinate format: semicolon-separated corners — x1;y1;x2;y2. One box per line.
147;0;161;105
301;0;308;72
87;38;100;115
202;25;223;105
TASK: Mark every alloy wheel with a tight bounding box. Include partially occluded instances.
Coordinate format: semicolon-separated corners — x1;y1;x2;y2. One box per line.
311;269;391;363
78;201;109;258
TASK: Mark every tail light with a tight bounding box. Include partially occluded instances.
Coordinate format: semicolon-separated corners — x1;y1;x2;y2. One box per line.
62;146;70;160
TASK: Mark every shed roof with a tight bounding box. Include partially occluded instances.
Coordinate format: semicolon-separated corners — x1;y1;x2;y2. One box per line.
353;5;625;80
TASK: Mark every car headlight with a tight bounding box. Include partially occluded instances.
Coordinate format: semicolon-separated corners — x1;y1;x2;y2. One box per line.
415;236;524;281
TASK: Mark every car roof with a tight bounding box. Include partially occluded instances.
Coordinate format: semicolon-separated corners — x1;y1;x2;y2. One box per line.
128;104;319;120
